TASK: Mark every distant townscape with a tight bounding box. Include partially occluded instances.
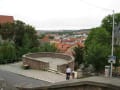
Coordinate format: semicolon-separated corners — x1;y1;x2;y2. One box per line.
37;29;90;55
0;13;120;90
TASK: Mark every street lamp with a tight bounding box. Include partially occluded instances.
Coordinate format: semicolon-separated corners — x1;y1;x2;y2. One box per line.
110;10;115;78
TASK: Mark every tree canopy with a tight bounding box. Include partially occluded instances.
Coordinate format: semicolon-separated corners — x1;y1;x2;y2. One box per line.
39;43;57;52
73;45;84;70
101;13;120;34
84;27;111;72
0;20;39;63
0;20;39;48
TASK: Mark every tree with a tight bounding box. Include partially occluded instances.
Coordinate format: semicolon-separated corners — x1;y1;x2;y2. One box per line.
0;41;16;64
84;27;111;72
0;20;39;48
85;27;111;46
39;34;45;39
49;36;54;39
101;12;120;69
73;45;84;70
114;45;120;69
18;33;32;57
101;13;120;34
0;20;40;61
13;20;39;47
0;23;14;40
39;43;57;52
85;42;110;72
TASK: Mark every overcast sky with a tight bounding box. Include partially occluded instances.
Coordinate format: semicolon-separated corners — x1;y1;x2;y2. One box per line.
0;0;120;30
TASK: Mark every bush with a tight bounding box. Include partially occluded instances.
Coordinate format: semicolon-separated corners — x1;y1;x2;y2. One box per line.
0;41;17;64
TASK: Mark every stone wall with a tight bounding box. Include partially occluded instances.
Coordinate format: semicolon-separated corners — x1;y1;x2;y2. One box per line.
23;57;49;70
57;61;74;73
25;52;72;60
16;80;120;90
22;52;74;72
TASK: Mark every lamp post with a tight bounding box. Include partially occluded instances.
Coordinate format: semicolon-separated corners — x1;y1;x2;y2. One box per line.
110;10;115;78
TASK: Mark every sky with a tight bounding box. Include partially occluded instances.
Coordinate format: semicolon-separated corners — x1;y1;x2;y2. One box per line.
0;0;120;30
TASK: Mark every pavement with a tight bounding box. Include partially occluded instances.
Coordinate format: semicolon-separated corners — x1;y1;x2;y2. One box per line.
0;70;50;89
1;62;120;89
0;62;66;83
36;57;68;70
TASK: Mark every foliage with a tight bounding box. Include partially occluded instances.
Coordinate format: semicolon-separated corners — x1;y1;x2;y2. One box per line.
84;27;111;72
0;23;14;40
85;42;110;72
101;12;120;68
0;41;16;64
73;46;84;70
0;20;40;63
114;45;120;67
39;43;57;52
85;27;111;46
14;21;39;47
101;13;120;34
48;36;54;39
39;34;45;39
0;20;39;48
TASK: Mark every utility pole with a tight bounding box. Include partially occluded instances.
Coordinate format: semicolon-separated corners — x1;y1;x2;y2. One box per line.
110;10;115;78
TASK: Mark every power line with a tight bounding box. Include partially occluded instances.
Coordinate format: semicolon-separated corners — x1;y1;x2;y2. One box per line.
79;0;113;12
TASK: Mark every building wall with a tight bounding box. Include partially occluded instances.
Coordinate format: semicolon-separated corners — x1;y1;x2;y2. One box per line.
0;15;14;24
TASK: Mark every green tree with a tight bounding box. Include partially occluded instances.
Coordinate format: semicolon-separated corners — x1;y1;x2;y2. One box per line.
84;27;111;72
0;23;14;40
0;20;39;58
85;42;110;72
39;34;45;39
114;45;120;68
0;41;16;64
18;33;31;57
49;36;54;39
14;21;39;47
85;27;111;46
101;13;120;69
0;20;39;47
73;46;84;70
39;43;57;52
101;13;120;34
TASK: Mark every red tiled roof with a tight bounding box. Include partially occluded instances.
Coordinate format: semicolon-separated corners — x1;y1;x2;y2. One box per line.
0;15;14;24
40;36;50;42
56;43;72;52
77;42;84;47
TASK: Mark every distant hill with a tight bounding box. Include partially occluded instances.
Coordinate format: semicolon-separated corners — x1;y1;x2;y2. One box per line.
36;29;91;34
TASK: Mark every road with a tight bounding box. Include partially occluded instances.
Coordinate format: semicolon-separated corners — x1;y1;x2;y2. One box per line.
0;70;51;89
0;62;66;83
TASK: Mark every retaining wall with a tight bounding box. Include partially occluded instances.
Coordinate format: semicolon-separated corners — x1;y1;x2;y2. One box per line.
16;79;120;90
22;52;74;72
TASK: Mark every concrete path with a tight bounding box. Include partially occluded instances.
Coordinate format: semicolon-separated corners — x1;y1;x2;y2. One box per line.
36;57;67;70
0;70;50;89
0;62;66;83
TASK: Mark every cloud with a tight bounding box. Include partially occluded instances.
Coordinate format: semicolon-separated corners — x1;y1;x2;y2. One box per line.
0;0;120;30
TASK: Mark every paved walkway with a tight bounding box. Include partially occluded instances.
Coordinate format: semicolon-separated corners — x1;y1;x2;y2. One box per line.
0;62;66;83
0;70;50;89
36;57;67;70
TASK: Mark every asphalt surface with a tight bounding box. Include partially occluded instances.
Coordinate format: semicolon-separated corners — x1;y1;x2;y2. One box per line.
0;62;66;83
0;70;51;89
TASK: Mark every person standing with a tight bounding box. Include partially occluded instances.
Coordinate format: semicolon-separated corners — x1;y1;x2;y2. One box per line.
72;70;75;79
66;65;71;80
